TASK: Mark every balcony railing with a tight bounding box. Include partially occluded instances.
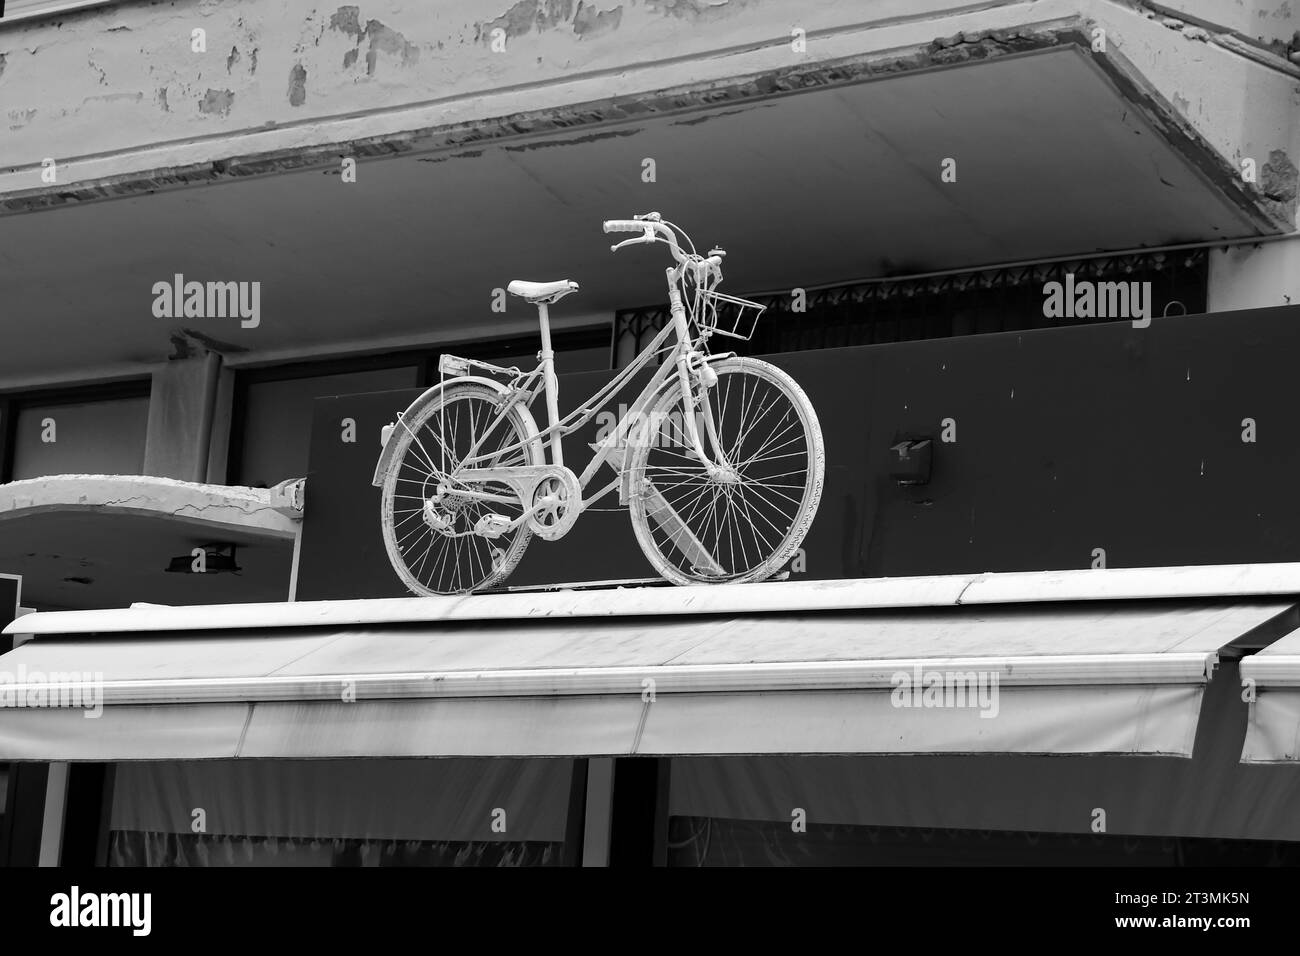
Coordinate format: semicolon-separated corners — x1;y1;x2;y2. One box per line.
613;249;1210;364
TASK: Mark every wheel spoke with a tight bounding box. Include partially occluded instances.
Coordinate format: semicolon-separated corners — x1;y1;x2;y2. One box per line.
634;363;819;584
381;387;535;595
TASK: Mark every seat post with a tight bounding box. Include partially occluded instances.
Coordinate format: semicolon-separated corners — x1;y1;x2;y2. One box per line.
536;301;563;467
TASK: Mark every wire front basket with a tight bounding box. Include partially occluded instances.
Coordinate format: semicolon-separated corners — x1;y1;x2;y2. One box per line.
691;289;767;341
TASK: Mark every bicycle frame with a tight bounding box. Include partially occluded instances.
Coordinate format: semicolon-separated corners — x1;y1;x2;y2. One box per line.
436;262;730;516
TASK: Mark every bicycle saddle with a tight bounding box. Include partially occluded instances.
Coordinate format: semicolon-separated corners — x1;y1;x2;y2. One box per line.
507;279;579;304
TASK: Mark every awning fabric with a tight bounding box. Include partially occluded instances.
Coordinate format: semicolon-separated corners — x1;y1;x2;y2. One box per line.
1241;627;1300;763
0;596;1292;761
113;758;573;843
669;654;1300;843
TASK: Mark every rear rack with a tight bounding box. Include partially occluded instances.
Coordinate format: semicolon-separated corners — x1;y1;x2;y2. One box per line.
439;353;529;381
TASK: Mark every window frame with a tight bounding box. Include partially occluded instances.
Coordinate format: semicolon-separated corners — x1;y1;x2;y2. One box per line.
0;378;153;484
225;326;613;486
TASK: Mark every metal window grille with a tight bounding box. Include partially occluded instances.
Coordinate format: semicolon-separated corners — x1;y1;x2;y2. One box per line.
613;250;1209;365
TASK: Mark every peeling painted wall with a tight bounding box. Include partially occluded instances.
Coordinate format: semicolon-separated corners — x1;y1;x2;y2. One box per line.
0;0;901;170
0;0;1296;229
1090;0;1300;227
1155;0;1297;51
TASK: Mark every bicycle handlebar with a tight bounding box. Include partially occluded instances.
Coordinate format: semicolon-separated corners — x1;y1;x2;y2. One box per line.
603;218;687;264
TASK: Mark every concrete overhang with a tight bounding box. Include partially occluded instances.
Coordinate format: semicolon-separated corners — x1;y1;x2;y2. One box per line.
0;24;1294;385
0;475;300;608
3;0;1297;199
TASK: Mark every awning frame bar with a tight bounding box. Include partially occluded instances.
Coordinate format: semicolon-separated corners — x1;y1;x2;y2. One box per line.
8;562;1300;639
0;653;1221;707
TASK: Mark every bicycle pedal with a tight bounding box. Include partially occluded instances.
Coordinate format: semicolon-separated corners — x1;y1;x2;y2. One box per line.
474;514;512;539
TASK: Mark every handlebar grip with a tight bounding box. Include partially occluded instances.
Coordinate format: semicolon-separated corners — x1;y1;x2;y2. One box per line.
603;220;645;234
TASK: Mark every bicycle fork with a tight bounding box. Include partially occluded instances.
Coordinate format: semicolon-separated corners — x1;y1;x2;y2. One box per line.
666;269;736;482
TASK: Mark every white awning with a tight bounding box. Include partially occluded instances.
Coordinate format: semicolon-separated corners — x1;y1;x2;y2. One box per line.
1;595;1293;761
1240;625;1300;763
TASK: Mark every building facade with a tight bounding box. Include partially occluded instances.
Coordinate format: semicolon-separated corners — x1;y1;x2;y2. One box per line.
1;0;1299;866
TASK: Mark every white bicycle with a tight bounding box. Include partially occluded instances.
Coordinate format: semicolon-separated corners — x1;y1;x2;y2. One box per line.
373;212;825;594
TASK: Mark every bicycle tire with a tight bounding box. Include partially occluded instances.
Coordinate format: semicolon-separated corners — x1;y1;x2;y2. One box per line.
379;381;542;595
627;356;824;585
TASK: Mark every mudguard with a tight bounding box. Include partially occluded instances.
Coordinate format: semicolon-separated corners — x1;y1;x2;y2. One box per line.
371;375;521;487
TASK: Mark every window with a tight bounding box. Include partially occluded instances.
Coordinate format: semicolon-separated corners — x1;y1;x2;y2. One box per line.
1;383;151;482
666;816;1300;866
0;764;8;862
229;328;611;488
665;751;1300;865
233;366;421;488
106;759;584;867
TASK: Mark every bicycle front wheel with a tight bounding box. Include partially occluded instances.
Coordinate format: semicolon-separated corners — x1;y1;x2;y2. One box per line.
379;381;542;595
627;357;824;585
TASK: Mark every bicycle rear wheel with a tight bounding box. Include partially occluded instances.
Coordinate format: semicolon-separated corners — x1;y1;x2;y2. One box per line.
379;381;542;595
627;357;824;585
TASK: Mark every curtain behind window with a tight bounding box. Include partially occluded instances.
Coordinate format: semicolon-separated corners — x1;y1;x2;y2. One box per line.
108;757;576;867
666;666;1300;865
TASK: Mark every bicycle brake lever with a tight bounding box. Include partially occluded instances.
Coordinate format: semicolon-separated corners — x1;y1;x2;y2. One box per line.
610;233;654;252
